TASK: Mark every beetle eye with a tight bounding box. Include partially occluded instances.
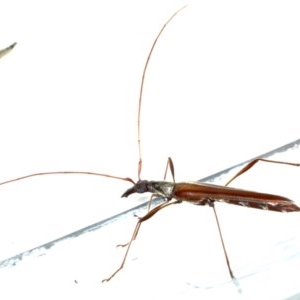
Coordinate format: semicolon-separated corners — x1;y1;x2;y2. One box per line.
135;180;148;193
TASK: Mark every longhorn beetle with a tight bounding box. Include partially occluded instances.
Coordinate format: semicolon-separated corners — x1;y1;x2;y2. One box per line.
0;6;299;286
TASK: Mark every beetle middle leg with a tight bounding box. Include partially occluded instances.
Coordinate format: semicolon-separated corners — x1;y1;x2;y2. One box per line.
225;158;300;186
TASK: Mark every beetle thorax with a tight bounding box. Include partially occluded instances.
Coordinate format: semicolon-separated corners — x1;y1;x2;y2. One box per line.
147;181;175;199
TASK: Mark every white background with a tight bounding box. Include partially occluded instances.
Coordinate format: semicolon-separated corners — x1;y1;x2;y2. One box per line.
0;0;300;299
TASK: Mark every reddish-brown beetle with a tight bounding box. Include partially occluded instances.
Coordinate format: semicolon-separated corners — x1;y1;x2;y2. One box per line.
0;6;299;286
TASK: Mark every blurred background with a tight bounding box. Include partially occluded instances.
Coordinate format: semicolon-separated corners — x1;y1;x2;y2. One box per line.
0;0;300;299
